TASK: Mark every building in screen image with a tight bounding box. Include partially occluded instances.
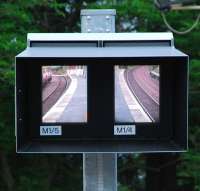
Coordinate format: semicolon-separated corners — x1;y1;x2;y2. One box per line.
115;65;159;123
42;65;87;123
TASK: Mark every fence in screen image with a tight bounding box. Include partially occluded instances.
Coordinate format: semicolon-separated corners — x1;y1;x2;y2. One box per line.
115;65;160;123
42;65;87;123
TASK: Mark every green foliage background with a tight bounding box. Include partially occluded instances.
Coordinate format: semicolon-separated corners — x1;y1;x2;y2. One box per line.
0;0;199;190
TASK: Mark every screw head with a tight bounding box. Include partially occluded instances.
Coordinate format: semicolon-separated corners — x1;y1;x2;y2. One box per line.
86;16;91;20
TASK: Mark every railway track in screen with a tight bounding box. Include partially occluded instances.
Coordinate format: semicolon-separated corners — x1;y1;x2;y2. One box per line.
42;75;69;115
125;66;159;122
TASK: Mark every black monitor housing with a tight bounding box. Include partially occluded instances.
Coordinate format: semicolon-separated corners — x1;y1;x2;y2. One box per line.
15;33;188;153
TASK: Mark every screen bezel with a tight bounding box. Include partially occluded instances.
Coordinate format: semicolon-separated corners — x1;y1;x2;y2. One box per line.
16;57;184;142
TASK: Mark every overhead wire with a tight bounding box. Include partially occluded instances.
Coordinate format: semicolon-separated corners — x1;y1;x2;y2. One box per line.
161;11;200;35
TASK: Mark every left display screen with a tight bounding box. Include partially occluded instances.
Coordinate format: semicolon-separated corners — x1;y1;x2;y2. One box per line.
42;65;87;123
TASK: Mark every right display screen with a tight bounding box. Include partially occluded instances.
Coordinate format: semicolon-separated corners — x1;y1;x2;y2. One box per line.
115;65;160;123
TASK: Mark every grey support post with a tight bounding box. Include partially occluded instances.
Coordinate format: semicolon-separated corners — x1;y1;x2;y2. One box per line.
81;9;117;191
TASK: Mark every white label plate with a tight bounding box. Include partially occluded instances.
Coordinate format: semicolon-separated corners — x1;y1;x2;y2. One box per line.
114;125;135;135
40;126;62;136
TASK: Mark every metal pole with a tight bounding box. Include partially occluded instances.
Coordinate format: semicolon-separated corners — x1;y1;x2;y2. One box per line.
171;5;200;10
83;153;117;191
81;9;117;191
